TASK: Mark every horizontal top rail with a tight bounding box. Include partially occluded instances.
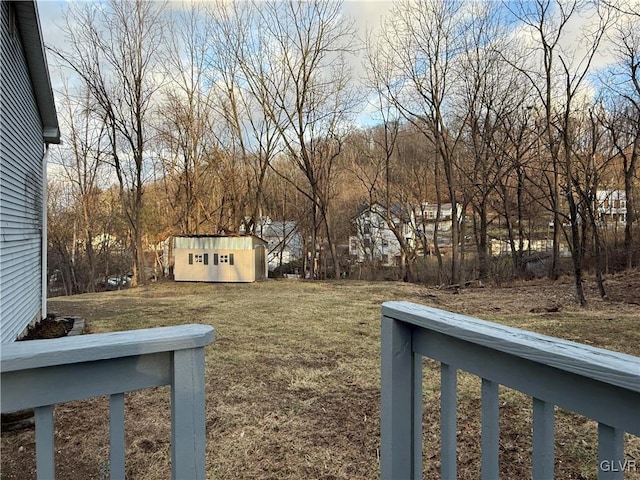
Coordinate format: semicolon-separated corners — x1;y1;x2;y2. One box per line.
382;301;640;393
1;324;215;372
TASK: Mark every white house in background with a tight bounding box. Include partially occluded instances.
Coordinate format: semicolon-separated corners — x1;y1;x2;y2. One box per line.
413;202;461;234
0;1;60;343
255;217;302;270
172;235;268;283
350;203;414;266
596;190;627;225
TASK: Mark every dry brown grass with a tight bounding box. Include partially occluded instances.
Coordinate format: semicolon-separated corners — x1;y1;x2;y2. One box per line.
2;274;639;479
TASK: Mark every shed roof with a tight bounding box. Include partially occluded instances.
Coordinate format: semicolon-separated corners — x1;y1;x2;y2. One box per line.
13;1;60;144
173;234;267;250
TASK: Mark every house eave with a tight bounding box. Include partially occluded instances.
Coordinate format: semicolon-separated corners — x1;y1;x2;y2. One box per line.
13;1;60;145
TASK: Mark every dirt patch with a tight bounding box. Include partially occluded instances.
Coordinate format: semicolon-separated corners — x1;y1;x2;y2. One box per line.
18;316;74;341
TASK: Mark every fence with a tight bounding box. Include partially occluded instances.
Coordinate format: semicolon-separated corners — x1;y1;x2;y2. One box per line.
380;301;640;479
1;324;215;479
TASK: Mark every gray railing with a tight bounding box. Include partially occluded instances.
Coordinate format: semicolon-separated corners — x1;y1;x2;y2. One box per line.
381;301;640;480
1;324;215;479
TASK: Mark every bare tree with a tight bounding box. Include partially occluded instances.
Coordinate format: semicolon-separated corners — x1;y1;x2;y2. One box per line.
506;0;612;305
601;3;640;268
47;179;80;295
455;1;515;281
374;0;471;285
156;1;217;235
51;83;108;292
364;29;424;282
248;0;358;279
207;0;282;235
52;0;166;286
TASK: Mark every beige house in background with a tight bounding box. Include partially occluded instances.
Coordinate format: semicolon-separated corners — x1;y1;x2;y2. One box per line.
172;235;268;283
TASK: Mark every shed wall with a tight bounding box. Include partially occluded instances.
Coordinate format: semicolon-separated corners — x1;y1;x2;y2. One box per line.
254;245;267;281
0;2;45;343
173;237;267;283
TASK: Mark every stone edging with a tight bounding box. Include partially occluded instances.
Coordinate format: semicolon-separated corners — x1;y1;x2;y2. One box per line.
66;317;85;336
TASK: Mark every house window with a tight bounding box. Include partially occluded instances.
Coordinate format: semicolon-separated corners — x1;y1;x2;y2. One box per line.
363;222;371;235
382;239;389;248
194;254;204;263
363;238;371;248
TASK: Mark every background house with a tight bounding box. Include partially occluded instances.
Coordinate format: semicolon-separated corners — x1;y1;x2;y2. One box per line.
172;235;268;283
597;189;627;225
252;217;302;271
1;1;60;343
413;202;460;234
350;203;414;266
350;202;463;265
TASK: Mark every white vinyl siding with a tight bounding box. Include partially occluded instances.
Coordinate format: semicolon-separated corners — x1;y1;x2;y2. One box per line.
1;1;46;343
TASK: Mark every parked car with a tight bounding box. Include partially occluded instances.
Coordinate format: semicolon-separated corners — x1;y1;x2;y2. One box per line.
106;276;130;288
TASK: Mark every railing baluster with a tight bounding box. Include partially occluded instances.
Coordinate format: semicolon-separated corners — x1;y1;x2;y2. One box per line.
34;405;55;480
412;354;423;478
598;423;624;480
532;398;554;480
110;393;126;480
481;378;499;480
440;363;457;479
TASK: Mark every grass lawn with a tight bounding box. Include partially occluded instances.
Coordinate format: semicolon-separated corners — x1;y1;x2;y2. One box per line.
2;276;639;479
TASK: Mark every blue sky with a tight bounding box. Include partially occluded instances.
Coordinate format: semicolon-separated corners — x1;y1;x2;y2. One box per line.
36;0;632;130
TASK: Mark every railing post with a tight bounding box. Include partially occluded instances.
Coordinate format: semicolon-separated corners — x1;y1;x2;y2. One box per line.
381;315;422;480
171;346;207;480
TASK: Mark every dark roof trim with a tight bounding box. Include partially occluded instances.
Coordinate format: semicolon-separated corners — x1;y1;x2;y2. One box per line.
13;1;60;144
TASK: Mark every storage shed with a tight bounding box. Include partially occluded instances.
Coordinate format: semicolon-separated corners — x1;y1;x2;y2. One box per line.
173;235;268;283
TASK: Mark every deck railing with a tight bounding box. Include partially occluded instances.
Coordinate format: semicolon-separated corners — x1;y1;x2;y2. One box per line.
1;324;215;479
381;301;640;480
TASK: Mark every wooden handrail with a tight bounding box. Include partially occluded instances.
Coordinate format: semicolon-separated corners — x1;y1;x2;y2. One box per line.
381;302;640;480
1;324;214;371
1;324;215;480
